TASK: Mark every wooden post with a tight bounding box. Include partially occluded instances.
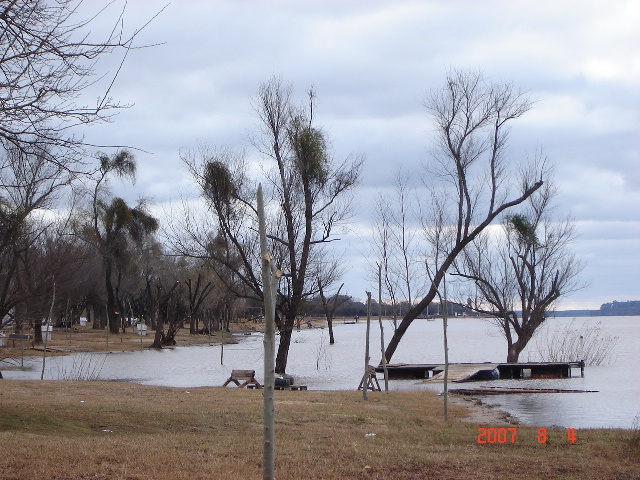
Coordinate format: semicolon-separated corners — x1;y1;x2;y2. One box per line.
377;264;389;392
362;291;372;400
41;278;55;380
258;184;280;480
220;318;224;365
65;298;70;340
105;304;109;352
442;274;449;421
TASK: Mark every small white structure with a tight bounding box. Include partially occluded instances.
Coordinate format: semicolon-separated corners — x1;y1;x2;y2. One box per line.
79;317;88;327
41;324;53;341
136;323;147;336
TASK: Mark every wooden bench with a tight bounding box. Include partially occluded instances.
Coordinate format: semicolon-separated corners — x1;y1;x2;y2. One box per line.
222;369;262;389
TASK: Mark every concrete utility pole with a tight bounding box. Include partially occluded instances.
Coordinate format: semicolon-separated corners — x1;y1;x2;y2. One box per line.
258;184;281;480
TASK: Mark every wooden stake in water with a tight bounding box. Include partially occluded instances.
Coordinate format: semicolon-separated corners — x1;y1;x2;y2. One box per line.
220;320;224;365
65;298;70;340
377;263;389;392
362;291;372;400
41;278;55;380
442;274;449;421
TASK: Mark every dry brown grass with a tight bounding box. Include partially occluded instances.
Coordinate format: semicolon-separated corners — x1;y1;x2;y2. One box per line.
0;381;638;480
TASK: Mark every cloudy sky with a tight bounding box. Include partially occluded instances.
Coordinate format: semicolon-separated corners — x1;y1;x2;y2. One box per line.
80;0;639;310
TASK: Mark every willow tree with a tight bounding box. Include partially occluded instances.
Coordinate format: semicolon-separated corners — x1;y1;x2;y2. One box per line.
384;69;544;363
457;175;585;362
176;78;362;373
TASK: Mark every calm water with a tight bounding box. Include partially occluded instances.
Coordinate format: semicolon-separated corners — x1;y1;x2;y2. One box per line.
3;316;638;429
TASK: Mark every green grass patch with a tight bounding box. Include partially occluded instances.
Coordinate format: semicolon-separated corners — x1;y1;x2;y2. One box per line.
0;408;91;435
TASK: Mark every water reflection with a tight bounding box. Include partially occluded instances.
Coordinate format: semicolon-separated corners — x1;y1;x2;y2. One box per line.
3;316;638;429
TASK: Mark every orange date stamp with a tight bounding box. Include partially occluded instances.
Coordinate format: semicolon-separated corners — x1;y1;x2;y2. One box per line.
477;427;577;444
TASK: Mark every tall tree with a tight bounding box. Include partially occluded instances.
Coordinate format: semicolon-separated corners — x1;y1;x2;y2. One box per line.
372;170;422;326
0;145;72;327
317;280;349;345
384;69;544;363
81;151;158;334
173;78;362;373
456;173;585;362
185;272;214;335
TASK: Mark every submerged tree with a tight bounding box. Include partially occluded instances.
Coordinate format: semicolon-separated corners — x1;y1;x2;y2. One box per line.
173;78;362;373
384;69;544;363
456;172;585;362
371;170;422;327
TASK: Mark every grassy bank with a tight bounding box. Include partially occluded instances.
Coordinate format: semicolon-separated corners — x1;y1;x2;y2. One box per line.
0;381;638;479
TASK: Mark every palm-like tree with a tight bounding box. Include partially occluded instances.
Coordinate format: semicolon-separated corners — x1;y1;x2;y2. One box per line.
85;151;159;334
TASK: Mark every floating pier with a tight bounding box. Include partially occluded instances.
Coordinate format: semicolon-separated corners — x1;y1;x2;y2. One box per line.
375;361;585;382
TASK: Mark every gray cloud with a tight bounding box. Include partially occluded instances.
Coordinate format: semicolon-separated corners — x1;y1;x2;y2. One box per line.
74;0;638;309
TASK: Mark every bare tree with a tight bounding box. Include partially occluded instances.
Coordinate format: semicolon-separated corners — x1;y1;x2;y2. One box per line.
0;145;73;328
384;69;544;363
456;171;585;362
371;170;422;326
0;0;160;157
184;271;214;334
171;78;362;373
317;280;349;344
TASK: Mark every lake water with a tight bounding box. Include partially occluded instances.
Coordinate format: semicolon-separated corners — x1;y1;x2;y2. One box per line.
3;316;638;430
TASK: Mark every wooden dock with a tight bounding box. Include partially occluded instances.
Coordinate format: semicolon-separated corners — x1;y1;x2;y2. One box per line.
496;361;584;379
374;363;439;379
375;361;585;382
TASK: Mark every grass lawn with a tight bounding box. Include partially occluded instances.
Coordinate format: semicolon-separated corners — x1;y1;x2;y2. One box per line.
0;380;638;479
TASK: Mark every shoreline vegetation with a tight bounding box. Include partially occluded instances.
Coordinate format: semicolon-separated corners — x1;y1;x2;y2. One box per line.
1;321;639;479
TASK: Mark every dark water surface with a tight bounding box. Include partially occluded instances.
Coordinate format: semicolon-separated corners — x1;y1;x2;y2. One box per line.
4;316;638;429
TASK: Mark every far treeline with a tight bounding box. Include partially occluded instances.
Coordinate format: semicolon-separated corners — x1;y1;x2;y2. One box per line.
302;298;640;319
599;300;640;316
299;296;467;319
527;300;640;318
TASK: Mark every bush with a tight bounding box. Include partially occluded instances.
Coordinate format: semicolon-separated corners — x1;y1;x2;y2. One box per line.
534;319;618;365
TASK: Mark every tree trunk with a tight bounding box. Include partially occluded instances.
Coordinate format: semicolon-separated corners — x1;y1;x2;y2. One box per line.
151;288;163;349
104;261;119;335
275;318;294;374
34;317;43;344
506;335;530;363
327;314;335;345
90;304;99;329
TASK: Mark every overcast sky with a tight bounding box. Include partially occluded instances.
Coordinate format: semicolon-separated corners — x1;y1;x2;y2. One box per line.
80;0;639;310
